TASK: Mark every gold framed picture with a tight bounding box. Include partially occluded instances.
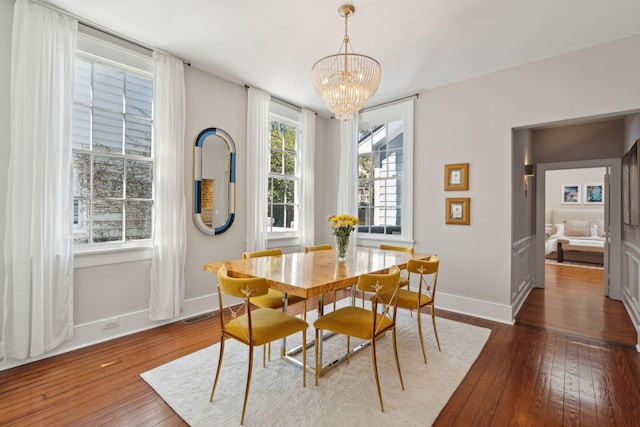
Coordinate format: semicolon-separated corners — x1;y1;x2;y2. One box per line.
444;163;469;191
446;198;470;225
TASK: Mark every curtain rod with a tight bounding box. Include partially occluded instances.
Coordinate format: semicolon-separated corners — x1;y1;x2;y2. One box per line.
244;85;317;115
360;93;419;113
32;0;191;66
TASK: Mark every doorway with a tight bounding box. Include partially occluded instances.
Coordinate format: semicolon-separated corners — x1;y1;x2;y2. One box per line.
523;160;636;345
535;158;621;299
543;167;606;290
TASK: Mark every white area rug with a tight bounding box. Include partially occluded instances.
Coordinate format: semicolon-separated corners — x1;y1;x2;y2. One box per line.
141;306;491;427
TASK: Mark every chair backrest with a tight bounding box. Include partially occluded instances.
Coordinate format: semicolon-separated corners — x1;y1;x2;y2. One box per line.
217;266;269;298
242;248;282;259
304;244;332;253
358;265;401;334
357;265;401;295
216;267;269;340
407;256;439;298
379;244;414;254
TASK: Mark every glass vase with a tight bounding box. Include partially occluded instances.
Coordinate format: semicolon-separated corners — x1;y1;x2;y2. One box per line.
335;234;350;262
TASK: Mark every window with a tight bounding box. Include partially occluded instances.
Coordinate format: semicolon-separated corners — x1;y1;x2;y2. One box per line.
72;31;154;247
267;103;300;235
357;100;414;243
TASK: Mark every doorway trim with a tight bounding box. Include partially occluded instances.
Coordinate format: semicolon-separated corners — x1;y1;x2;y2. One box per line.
535;158;622;300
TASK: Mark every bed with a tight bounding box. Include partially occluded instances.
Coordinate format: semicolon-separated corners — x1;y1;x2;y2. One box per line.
544;208;605;265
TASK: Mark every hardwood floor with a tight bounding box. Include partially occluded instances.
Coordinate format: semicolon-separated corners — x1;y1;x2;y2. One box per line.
516;263;637;346
0;267;638;426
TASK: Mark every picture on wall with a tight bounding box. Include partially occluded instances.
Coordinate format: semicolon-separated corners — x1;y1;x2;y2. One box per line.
561;184;581;204
445;197;470;225
584;183;604;204
444;163;469;191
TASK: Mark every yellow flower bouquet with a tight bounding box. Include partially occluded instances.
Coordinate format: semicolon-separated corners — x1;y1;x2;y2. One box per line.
328;214;359;261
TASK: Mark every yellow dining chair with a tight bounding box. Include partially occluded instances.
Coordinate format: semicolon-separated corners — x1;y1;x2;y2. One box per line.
304;244;333;253
379;244;414;289
313;265;404;412
211;267;308;425
378;256;440;364
242;248;308;365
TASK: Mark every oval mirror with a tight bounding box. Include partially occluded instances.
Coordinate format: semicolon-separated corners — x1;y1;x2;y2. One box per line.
193;128;236;235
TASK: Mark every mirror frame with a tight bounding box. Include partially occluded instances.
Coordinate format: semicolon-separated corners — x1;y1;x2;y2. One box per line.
193;127;236;235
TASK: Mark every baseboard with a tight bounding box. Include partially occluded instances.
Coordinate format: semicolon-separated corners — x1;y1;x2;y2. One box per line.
0;294;219;372
437;292;514;325
0;289;517;371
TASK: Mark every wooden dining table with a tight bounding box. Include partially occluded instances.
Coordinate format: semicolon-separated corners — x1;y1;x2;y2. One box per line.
203;246;431;375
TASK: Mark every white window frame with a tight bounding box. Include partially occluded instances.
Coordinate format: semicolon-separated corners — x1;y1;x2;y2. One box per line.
267;101;303;247
73;29;154;267
356;100;414;247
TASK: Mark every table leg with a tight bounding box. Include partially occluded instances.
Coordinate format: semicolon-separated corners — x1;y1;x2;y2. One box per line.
280;291;369;377
316;293;325;372
280;292;290;358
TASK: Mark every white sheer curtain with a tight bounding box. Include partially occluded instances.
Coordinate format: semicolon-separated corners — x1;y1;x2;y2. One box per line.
149;52;187;321
337;117;359;246
337;117;358;214
3;0;76;360
300;109;316;248
246;88;270;252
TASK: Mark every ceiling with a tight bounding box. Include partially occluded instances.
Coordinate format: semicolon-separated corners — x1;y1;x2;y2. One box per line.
42;0;640;118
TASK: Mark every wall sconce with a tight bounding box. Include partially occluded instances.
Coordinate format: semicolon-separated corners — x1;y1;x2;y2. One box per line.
524;164;535;196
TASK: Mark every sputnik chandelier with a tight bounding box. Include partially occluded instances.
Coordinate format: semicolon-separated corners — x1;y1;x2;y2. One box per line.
311;4;381;120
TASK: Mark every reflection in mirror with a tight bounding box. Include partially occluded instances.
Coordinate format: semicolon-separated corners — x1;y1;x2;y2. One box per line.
193;128;236;235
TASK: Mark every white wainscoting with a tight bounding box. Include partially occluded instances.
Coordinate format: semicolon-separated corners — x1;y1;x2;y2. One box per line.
621;242;640;351
511;235;536;321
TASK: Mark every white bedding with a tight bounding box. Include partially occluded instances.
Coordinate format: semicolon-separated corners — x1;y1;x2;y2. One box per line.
545;234;605;255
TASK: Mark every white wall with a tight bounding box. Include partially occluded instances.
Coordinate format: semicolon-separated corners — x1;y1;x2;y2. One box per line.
182;67;248;299
404;34;640;323
545;168;607;220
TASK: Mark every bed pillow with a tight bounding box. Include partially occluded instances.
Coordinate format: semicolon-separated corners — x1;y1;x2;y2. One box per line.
553;223;565;235
563;219;591;237
595;219;606;237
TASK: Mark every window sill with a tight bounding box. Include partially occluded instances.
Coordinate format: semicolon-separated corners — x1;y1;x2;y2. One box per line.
74;244;153;268
267;234;301;249
355;234;414;248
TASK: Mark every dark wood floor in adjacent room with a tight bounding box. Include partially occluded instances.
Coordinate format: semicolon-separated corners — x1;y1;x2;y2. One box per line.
0;264;638;426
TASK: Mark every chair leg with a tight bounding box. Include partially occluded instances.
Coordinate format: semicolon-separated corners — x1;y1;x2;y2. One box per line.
431;305;441;351
240;343;255;425
314;328;320;386
209;337;226;402
416;308;427;364
370;336;384;412
346;336;350;363
391;326;405;390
